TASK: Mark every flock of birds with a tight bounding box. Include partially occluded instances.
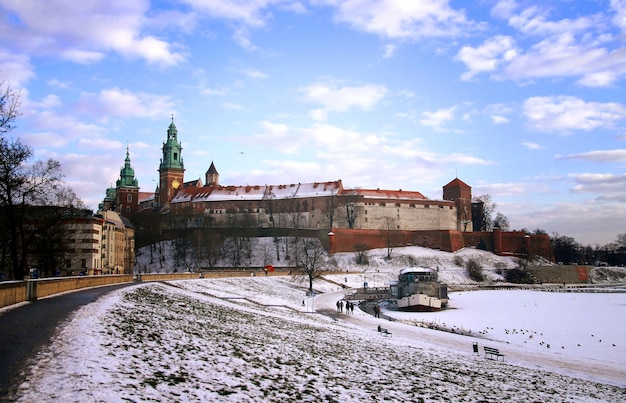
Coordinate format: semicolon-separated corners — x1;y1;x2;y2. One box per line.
408;322;618;350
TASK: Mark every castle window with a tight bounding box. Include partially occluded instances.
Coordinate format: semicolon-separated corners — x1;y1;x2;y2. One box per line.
174;152;178;160
395;203;401;208
410;204;415;208
127;194;132;202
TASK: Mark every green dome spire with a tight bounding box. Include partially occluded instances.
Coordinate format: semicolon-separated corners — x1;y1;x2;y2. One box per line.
116;145;139;188
160;115;184;170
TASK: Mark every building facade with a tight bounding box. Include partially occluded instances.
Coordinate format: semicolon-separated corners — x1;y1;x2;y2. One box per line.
99;119;552;260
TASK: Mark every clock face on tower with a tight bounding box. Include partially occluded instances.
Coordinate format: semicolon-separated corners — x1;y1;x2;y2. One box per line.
172;179;180;189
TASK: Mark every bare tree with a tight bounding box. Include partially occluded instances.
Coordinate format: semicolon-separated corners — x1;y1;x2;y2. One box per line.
222;237;243;268
0;136;76;279
473;194;508;232
385;216;399;259
0;81;21;135
354;243;369;265
294;238;328;293
493;212;510;231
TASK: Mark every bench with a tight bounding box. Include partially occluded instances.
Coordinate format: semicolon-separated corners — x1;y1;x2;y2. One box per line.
377;325;392;337
484;346;505;361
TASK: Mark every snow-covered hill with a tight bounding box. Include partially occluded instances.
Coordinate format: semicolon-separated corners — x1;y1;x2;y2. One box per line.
136;238;625;286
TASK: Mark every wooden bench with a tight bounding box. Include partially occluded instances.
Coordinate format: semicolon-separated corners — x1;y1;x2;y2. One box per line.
484;346;505;361
377;325;392;337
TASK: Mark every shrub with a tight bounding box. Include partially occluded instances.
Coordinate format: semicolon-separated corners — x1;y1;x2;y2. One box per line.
466;259;484;282
505;268;536;284
354;243;369;265
477;239;487;250
453;255;464;267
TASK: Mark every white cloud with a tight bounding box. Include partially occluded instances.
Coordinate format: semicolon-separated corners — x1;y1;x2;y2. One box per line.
508;6;600;36
0;50;34;86
491;115;510;124
557;149;626;163
502;33;626;87
456;36;518;81
569;173;626;202
301;123;384;153
0;0;184;67
321;0;478;40
383;43;396;58
181;0;307;50
523;96;626;133
612;0;626;31
491;0;517;19
237;68;269;79
182;0;279;27
28;94;63;110
464;4;626;87
60;49;105;64
522;141;543;150
419;106;456;128
77;88;175;119
221;102;246;111
300;83;387;119
202;87;229;96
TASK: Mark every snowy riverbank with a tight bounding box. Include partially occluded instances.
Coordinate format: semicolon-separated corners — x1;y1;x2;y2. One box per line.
11;274;626;402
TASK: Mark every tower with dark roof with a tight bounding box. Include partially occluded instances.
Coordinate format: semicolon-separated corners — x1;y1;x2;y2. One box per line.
205;161;219;187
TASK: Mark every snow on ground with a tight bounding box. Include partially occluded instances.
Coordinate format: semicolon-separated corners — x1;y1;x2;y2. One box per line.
386;289;626;366
12;274;626;402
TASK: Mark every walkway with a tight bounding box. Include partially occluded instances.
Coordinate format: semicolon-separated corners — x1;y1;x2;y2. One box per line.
0;283;134;401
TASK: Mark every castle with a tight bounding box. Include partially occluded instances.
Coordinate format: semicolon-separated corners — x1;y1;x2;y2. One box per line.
100;119;552;260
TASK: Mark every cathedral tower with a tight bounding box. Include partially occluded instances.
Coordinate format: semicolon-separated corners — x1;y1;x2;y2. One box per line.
443;177;473;231
115;146;140;217
158;117;185;207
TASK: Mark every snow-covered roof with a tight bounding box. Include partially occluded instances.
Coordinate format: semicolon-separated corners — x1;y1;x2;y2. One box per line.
172;181;343;204
399;267;436;275
351;188;428;201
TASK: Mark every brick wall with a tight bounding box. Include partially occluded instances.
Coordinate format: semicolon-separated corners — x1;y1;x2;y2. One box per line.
327;228;553;261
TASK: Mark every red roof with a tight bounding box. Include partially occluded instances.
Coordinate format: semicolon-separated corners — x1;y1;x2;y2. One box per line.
443;177;471;189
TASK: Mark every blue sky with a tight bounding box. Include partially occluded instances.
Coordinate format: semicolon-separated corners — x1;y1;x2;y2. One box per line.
1;0;625;245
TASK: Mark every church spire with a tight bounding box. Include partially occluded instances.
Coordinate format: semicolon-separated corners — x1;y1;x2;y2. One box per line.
160;115;184;170
116;144;138;188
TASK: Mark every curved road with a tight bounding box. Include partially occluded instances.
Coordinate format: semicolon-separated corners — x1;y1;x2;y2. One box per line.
0;283;134;401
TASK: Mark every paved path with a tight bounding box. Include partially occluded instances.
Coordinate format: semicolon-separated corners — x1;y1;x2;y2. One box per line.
0;284;133;401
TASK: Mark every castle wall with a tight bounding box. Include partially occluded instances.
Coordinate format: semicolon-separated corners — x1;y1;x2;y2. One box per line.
333;200;458;231
183;196;460;232
525;265;591;283
328;228;553;261
328;228;463;254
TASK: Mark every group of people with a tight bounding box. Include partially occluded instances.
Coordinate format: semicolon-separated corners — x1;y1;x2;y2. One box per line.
336;299;355;314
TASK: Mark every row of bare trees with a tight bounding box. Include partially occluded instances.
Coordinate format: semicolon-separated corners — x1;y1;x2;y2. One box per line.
0;82;85;280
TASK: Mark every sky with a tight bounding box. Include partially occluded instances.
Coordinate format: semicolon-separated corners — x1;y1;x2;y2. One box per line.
0;0;625;246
